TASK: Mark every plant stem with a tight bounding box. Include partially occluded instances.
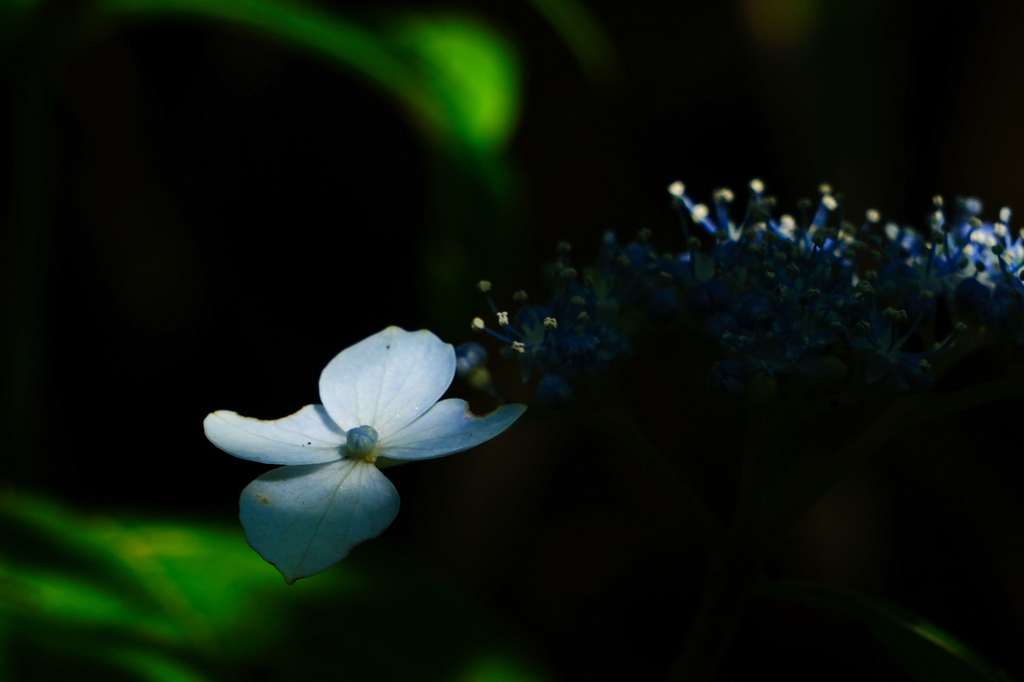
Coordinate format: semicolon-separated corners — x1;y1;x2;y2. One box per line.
668;380;781;681
1;39;56;485
575;379;728;562
667;367;1024;682
667;549;756;682
765;369;1024;539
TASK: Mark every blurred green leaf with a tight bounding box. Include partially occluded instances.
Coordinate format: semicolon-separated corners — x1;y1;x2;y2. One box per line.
94;0;525;338
0;568;180;643
460;655;545;682
386;14;524;335
7;0;41;10
101;649;211;682
96;0;521;157
390;15;520;154
759;580;1015;682
524;0;620;87
0;491;544;681
98;0;439;129
0;0;42;29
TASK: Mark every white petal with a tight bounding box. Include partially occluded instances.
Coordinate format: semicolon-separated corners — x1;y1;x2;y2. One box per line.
204;405;344;465
318;327;456;438
239;459;399;583
377;399;526;461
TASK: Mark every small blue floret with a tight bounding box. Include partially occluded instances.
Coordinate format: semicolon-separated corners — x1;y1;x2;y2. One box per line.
536;374;573;404
455;342;488;377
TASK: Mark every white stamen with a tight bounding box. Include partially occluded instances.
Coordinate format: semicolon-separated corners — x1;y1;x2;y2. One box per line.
865;209;880;223
497;311;509;326
749;178;765;194
822;195;838;211
668;181;685;197
510;342;526;353
778;214;796;238
818;183;832;195
477;280;491;292
1000;206;1012;223
691;204;709;222
714;188;734;203
543;317;557;329
471;317;485;330
970;231;989;246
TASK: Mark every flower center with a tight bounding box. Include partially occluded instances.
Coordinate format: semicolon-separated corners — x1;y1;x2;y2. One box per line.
346;425;379;462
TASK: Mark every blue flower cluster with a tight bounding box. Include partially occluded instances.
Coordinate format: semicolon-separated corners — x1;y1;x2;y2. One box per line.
467;180;1024;401
462;242;635;403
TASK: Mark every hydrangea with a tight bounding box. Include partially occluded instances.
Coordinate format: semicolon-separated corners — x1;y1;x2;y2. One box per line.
468;249;635;404
204;326;526;583
468;179;1024;402
667;182;1021;391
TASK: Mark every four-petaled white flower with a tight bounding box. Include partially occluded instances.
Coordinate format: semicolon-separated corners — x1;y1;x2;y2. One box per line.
204;326;526;583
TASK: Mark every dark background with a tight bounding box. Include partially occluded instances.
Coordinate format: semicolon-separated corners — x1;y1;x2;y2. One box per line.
4;0;1024;679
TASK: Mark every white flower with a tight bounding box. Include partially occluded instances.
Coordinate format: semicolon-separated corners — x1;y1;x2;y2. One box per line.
204;326;526;583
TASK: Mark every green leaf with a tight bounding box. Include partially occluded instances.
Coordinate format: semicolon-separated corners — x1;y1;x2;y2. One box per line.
523;0;620;87
95;0;521;155
96;0;432;119
0;491;545;681
459;655;546;682
91;0;526;339
0;0;42;28
99;649;211;682
389;14;520;154
0;568;180;643
758;580;1015;682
